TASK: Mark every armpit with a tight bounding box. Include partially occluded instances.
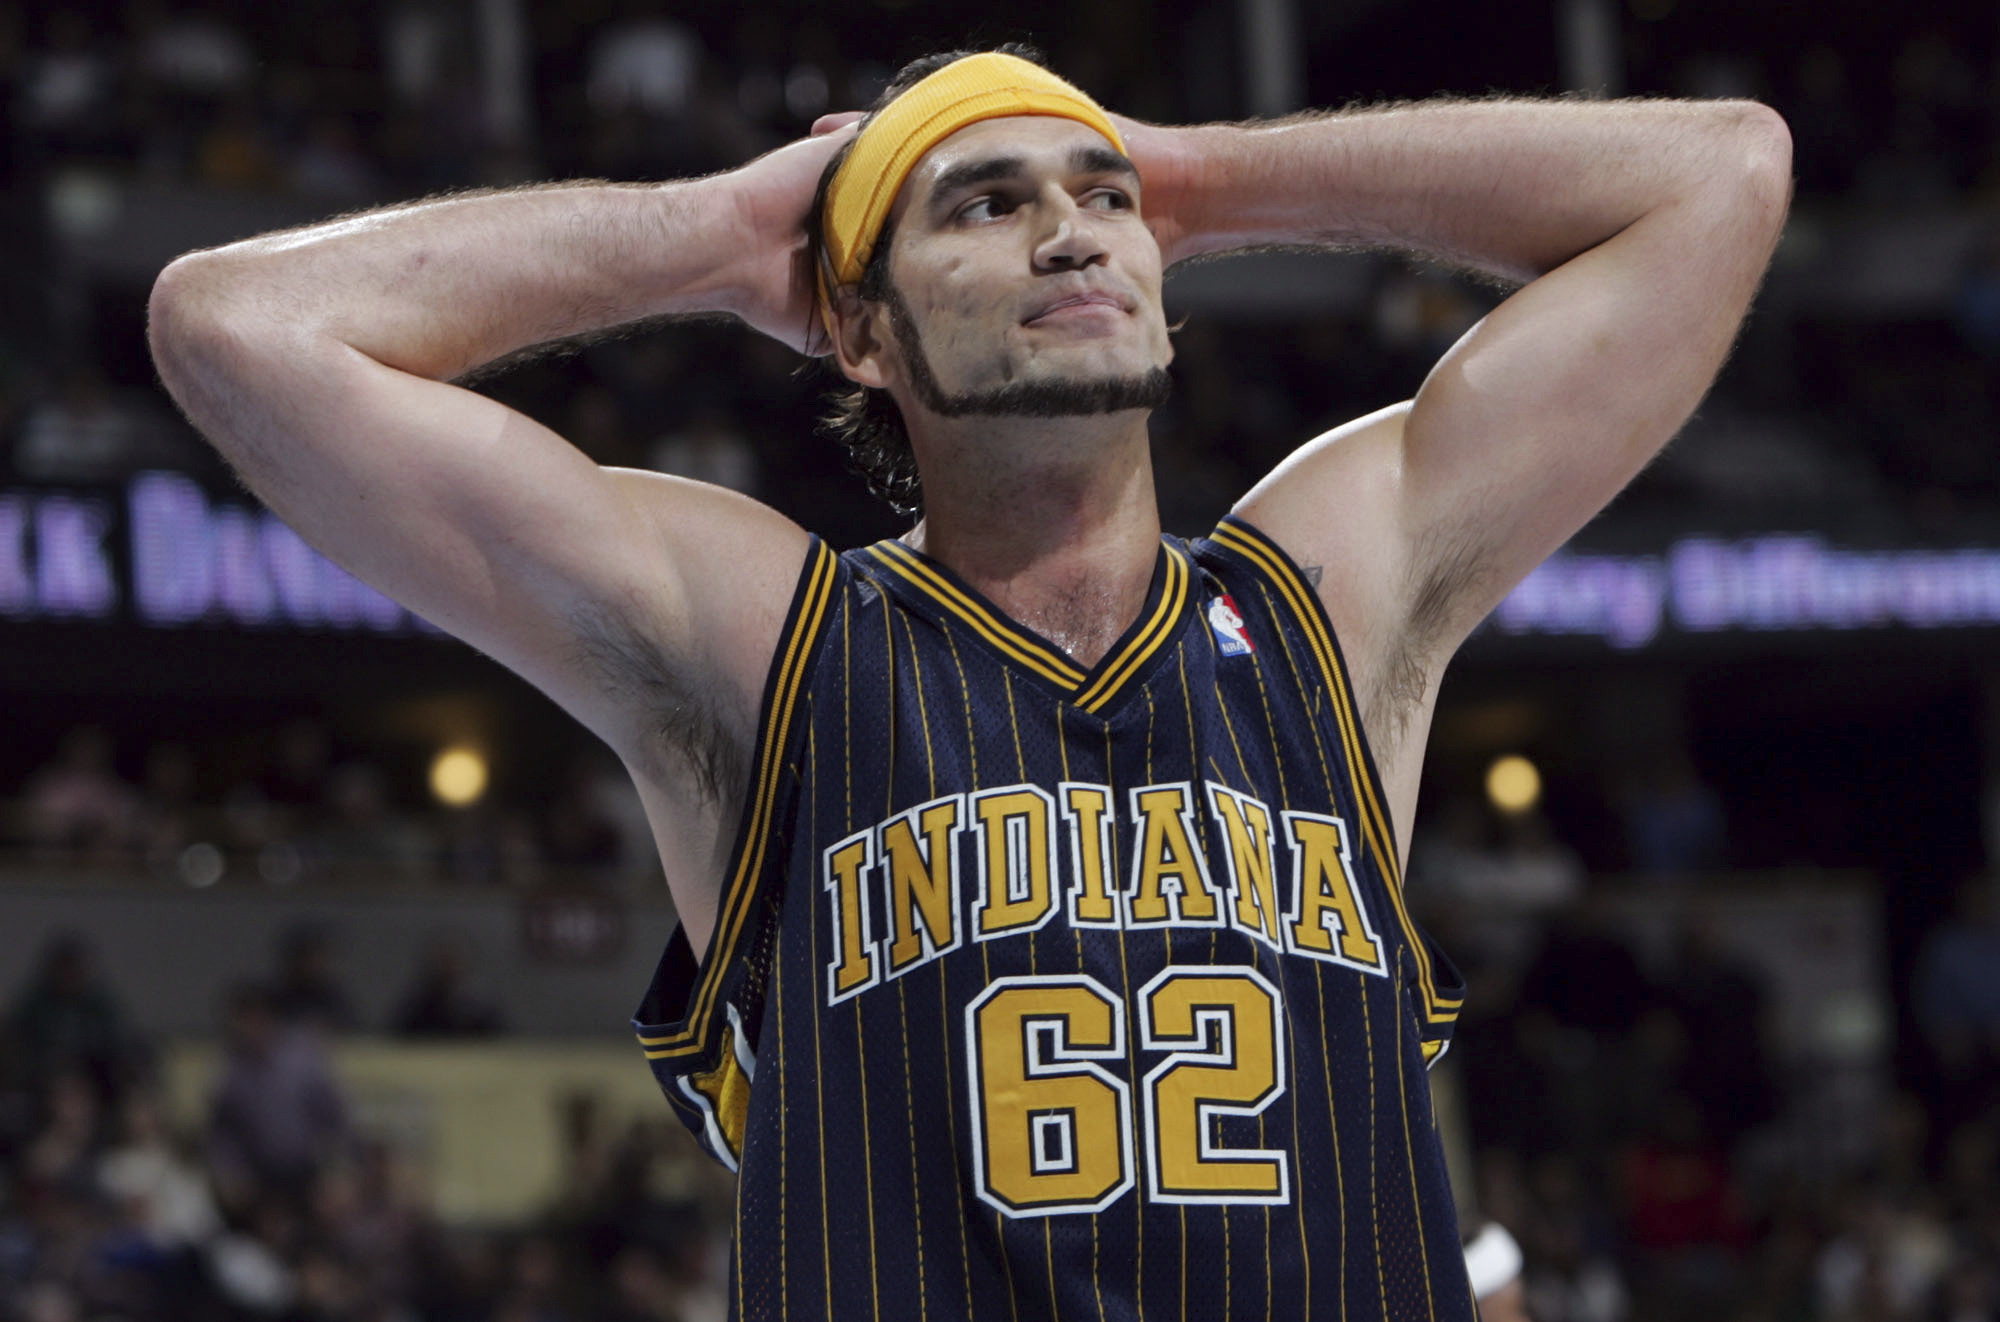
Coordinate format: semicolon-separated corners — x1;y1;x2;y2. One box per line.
567;600;748;807
1361;521;1492;756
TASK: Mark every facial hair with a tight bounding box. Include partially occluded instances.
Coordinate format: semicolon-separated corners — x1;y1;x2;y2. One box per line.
886;286;1172;419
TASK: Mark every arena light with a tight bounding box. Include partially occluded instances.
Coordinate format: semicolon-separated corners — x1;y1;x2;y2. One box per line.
430;747;489;807
1485;755;1541;816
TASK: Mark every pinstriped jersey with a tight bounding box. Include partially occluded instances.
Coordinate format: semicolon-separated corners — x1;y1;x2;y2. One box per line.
633;515;1471;1322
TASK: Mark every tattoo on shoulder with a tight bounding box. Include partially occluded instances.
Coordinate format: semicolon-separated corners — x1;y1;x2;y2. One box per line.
1302;565;1324;587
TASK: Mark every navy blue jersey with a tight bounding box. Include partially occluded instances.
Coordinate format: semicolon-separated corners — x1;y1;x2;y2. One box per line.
634;516;1470;1321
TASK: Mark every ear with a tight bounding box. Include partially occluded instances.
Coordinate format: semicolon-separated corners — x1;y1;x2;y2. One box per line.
828;286;895;390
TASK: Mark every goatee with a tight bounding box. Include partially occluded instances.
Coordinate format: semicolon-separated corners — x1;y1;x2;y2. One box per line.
889;287;1173;420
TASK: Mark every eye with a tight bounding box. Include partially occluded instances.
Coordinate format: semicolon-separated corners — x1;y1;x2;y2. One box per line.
1082;187;1133;211
956;195;1013;223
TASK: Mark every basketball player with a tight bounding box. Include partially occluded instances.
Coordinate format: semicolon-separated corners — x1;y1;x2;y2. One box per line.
149;47;1789;1322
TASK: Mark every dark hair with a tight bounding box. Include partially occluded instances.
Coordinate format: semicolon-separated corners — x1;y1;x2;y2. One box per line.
807;44;1051;518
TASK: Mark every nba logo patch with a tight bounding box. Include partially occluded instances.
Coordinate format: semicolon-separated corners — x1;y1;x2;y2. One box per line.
1207;594;1254;656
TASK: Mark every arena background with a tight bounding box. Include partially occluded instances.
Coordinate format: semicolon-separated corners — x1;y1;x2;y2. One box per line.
3;0;1998;1318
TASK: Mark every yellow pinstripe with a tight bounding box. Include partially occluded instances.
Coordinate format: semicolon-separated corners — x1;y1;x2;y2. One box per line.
1102;721;1147;1322
1237;634;1327;1322
933;652;978;1322
1209;522;1462;1032
1247;599;1383;1310
1074;549;1189;712
1052;699;1112;1322
868;543;1083;686
931;620;1020;1322
1314;967;1347;1322
867;541;1193;717
846;573;857;830
1394;980;1438;1322
639;542;838;1059
847;594;881;1322
807;722;834;1320
774;932;789;1320
898;974;929;1322
855;991;881;1322
1196;639;1289;1321
1361;980;1387;1320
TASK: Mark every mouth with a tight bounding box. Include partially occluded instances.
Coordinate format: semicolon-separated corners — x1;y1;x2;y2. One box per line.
1021;291;1131;327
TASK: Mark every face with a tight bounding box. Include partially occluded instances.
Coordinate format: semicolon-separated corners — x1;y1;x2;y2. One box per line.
841;115;1174;420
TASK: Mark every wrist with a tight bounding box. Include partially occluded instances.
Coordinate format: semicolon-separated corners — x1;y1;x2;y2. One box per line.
1136;121;1285;264
658;172;769;320
1124;119;1202;263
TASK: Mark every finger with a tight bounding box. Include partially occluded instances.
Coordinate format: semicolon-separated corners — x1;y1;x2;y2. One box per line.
810;111;865;136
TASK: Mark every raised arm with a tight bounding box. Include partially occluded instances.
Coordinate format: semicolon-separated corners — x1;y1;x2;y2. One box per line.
148;127;853;943
1126;99;1791;838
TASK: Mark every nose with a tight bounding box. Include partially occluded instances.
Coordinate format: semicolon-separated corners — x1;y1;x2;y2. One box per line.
1031;190;1108;272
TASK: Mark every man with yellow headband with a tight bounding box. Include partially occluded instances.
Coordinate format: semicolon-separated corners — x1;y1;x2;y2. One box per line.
150;44;1789;1321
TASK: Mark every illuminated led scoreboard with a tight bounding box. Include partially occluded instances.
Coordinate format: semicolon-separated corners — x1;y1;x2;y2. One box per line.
7;472;2000;660
1489;536;2000;651
0;473;437;634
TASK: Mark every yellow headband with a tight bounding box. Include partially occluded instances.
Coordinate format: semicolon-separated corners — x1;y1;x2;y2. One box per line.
820;53;1124;308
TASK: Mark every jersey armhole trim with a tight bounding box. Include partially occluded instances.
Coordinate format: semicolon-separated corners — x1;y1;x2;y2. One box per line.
1203;516;1463;1027
636;537;841;1059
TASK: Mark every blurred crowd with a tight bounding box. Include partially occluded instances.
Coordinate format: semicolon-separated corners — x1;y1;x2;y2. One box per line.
0;795;1996;1321
0;721;657;891
0;929;730;1322
1;3;1999;537
0;868;1996;1321
1406;786;2000;1322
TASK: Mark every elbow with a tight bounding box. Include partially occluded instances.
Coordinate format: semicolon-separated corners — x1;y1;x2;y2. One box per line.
1720;100;1794;225
148;250;263;404
147;252;224;384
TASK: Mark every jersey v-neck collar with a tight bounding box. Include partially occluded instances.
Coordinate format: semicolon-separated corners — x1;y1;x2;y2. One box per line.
862;537;1191;715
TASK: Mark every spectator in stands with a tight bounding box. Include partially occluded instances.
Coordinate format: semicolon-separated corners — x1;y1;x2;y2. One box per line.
390;937;504;1038
310;1139;431;1306
1620;749;1728;878
1933;1254;1998;1322
1480;811;1586;913
302;762;433;882
207;982;351;1210
1660;917;1778;1145
131;741;200;870
18;12;119;153
96;1087;220;1257
1519;898;1651;1043
1786;46;1864;196
288;114;383;205
1515;899;1652;1155
192;93;282;191
540;777;621;875
1518;1153;1630;1322
13;362;189;482
262;718;333;827
20;727;137;863
1911;875;2000;1123
1617;1093;1748;1313
1813;1179;1952;1322
586;17;698;121
268;925;358;1034
19;1070;104;1206
6;933;130;1100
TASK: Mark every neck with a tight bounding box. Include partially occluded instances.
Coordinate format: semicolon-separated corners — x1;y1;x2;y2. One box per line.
905;413;1161;667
